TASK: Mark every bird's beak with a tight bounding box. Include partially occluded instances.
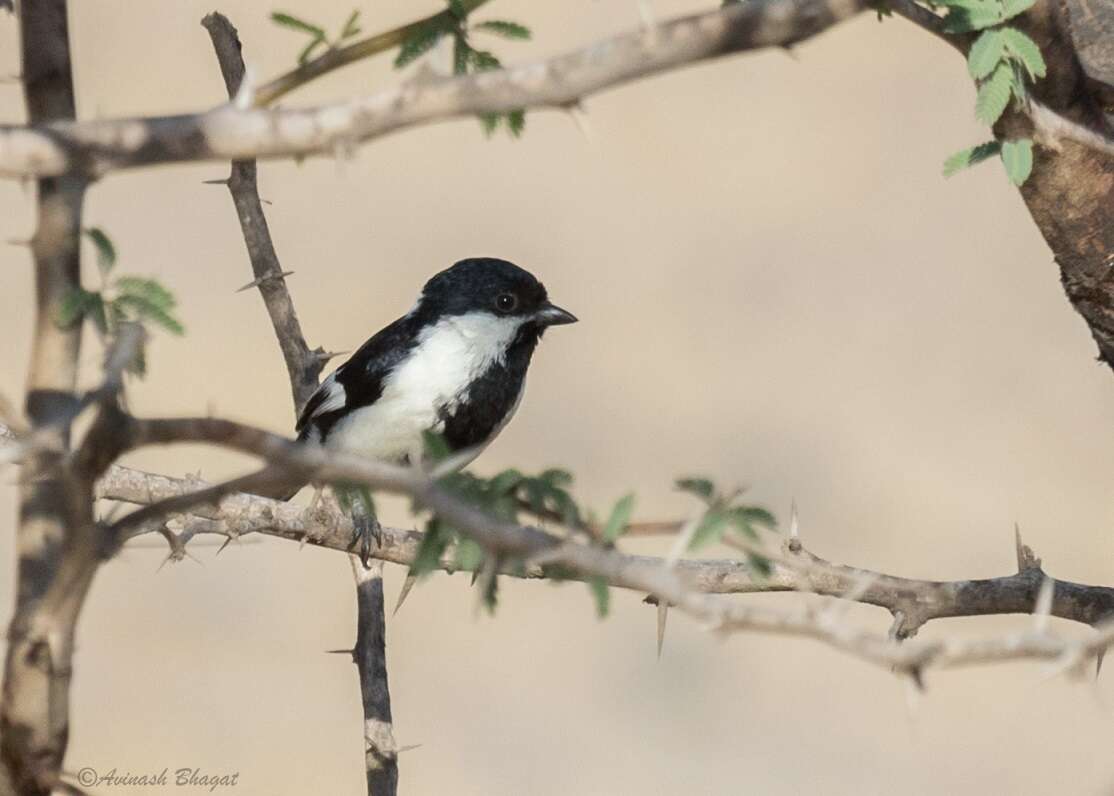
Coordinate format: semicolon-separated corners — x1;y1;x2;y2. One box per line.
534;301;578;326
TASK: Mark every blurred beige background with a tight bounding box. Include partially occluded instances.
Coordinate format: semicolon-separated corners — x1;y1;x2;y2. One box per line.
2;1;1114;793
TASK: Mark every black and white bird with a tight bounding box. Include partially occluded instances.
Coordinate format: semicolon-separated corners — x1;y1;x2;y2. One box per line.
272;258;576;524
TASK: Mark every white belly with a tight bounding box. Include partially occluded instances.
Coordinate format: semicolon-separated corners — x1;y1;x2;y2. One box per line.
325;311;522;463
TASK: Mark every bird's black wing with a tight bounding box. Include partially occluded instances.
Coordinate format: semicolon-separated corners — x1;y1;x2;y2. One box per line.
295;314;423;442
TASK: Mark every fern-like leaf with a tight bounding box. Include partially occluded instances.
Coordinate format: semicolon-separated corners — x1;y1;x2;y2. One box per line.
1000;137;1034;185
967;29;1005;79
943;140;1002;176
474;20;531;40
975;62;1012;124
1001;28;1046;79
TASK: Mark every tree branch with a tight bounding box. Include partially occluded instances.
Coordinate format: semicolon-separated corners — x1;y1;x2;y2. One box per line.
349;559;398;795
1;3;95;793
0;0;865;179
253;0;492;108
9;414;1108;682
201;14;397;793
201;12;328;415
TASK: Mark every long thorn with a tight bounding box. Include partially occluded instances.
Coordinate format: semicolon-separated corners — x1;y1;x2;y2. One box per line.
656;602;668;660
394;574;418;616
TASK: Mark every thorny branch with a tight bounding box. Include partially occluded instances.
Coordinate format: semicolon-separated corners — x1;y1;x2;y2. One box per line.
6;420;1113;682
0;2;94;793
201;12;329;415
0;0;868;178
202;13;398;794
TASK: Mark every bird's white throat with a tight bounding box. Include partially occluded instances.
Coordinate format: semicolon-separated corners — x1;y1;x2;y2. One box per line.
324;311;525;462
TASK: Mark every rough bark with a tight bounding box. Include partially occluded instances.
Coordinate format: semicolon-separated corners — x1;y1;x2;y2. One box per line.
1;2;92;794
1000;2;1114;367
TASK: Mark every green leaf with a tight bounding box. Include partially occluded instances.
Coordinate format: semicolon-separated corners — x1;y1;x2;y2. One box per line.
297;37;326;65
453;537;484;572
56;288;94;328
490;468;524;496
942;1;1005;32
539;468;572;488
271;11;326;39
689;510;730;551
411;518;451;577
975;62;1013;125
675;477;715;501
1001;28;1046;79
452;33;471;75
474;20;531;40
113;295;185;335
114;276;176;310
447;0;468;19
84;227;116;275
478;113;501;136
1000;137;1034;185
395;23;445;68
86;293;108;335
523;479;549;515
421;429;452;462
340;9;362;40
746;551;773;579
481;571;499;614
967;30;1005;79
549;489;581;527
601;493;635;543
587;576;610;619
1000;0;1036;19
469;49;502;71
727;506;777;538
506;109;526;137
943;140;1001;175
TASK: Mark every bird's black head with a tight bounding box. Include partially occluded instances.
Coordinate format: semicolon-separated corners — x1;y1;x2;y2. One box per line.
420;258;577;329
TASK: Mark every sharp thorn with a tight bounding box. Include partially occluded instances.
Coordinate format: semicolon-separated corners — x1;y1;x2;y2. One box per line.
236;271;294;293
324;648;354;655
398;744;423;754
202;178;229;186
1097;648;1106;680
394;574;418;616
656;602;668;660
1015;523;1041;573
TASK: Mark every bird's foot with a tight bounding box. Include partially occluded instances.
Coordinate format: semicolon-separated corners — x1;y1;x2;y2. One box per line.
348;511;382;568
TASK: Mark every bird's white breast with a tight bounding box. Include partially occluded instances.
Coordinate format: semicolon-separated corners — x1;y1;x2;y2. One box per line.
326;311;523;463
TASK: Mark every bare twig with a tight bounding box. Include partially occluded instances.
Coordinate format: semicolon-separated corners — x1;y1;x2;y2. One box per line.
0;0;865;179
202;12;324;414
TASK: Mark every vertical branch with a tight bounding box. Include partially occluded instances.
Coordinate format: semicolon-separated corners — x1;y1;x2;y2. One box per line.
202;12;324;415
202;14;398;795
1;1;96;794
350;558;399;794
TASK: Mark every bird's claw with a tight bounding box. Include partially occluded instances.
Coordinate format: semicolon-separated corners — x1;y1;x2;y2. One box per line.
348;512;381;568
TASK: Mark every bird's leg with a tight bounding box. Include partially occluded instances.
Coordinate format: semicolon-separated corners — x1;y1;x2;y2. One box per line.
335;484;381;568
307;484;325;515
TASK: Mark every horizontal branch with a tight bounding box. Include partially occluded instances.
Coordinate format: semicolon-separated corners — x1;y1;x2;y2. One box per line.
7;419;1114;678
0;0;864;178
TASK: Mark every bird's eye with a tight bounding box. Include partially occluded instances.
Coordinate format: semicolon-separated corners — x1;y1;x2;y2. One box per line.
495;293;518;313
